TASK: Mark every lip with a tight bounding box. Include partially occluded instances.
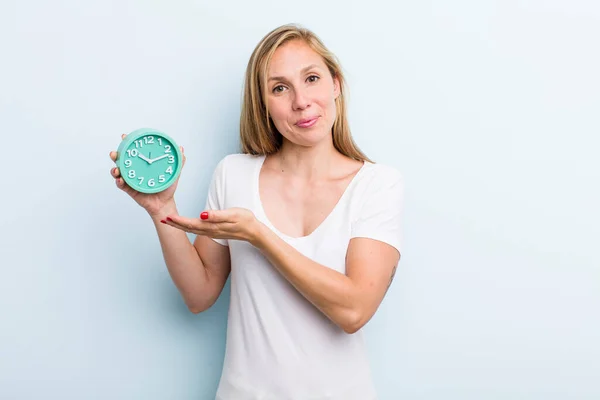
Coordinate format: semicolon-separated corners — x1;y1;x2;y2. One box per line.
295;116;319;128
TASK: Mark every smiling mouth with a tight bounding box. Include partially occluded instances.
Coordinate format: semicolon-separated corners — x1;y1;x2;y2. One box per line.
295;117;319;128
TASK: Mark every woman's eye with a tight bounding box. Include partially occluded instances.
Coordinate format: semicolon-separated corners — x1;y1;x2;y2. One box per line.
273;85;285;93
307;75;319;83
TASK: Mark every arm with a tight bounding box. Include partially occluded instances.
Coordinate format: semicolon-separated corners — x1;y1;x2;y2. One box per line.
152;201;231;314
110;142;231;314
251;226;400;334
161;167;404;326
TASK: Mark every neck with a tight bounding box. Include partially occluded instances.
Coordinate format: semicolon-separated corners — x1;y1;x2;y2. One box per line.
271;136;341;181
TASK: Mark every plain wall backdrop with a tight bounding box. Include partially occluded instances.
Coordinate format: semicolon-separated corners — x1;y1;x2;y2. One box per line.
1;0;599;399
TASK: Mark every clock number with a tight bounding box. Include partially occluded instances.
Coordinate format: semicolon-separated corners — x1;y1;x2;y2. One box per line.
157;138;162;146
166;166;173;174
164;145;171;153
159;175;166;183
148;179;155;187
135;140;144;148
168;155;175;163
137;176;144;185
128;170;136;178
144;136;155;144
124;160;132;168
126;149;138;157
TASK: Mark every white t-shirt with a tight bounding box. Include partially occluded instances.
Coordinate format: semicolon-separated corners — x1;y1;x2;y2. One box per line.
204;153;404;400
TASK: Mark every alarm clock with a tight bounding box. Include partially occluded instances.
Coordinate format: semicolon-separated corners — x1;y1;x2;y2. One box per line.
116;128;183;194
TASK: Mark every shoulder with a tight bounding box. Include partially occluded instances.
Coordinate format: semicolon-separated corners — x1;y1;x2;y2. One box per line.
212;153;264;176
348;161;405;252
206;153;263;205
357;161;404;192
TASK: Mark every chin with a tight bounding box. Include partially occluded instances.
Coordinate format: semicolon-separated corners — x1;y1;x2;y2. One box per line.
288;128;332;147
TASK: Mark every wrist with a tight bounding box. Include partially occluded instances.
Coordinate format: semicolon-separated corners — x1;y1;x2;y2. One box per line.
249;220;269;249
148;201;178;221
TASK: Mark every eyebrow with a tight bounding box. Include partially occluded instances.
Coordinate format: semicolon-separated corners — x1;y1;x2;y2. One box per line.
268;64;320;82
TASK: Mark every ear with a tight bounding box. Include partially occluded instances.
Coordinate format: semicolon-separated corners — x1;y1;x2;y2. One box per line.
333;75;341;99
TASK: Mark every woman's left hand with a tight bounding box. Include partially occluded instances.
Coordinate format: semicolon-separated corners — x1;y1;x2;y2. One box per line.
162;208;262;244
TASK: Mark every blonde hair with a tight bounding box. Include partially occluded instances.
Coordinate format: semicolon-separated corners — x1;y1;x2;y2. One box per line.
239;23;373;163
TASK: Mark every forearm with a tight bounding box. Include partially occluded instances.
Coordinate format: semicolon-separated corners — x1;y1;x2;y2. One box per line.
251;223;362;333
149;203;211;310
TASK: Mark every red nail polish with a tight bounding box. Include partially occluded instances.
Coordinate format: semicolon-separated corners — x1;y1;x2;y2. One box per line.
160;219;166;224
166;217;173;222
200;212;208;220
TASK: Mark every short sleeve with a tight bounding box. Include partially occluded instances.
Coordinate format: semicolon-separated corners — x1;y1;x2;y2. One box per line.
203;157;229;246
350;172;404;255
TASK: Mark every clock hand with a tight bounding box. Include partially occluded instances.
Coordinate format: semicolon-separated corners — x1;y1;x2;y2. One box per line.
137;153;152;164
149;154;169;163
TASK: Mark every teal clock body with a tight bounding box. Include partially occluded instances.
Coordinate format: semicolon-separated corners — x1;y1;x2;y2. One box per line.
116;128;183;194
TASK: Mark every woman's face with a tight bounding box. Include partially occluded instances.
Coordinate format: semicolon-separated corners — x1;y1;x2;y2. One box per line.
265;40;340;148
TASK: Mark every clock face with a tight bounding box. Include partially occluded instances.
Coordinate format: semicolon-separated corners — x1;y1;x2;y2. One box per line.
118;131;182;193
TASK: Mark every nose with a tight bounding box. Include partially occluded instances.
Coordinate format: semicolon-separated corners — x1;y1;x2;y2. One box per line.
292;87;311;111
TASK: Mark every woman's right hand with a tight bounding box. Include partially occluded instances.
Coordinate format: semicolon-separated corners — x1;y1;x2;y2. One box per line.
109;133;186;217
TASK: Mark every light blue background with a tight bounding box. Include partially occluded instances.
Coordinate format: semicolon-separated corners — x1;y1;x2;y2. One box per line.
1;1;599;399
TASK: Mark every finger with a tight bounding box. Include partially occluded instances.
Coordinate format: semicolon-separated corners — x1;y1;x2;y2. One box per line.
164;215;204;231
163;215;190;229
115;177;135;196
110;167;121;178
162;218;221;238
115;176;125;190
162;218;194;233
110;133;127;162
115;176;127;189
162;219;188;231
180;146;186;166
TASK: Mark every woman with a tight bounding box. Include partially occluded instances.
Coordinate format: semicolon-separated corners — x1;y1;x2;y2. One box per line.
109;24;404;400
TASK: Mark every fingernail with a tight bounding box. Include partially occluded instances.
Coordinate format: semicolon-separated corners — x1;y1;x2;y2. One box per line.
200;212;208;220
160;220;166;224
166;217;173;222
